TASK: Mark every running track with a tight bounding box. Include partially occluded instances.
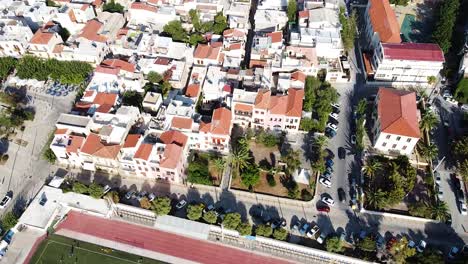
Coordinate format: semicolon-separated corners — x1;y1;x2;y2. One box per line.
55;211;292;264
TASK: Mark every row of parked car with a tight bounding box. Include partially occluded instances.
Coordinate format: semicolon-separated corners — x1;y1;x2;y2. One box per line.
450;174;467;216
325;103;340;138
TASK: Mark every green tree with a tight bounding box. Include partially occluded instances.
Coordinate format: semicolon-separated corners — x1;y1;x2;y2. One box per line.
202;210;218;224
455;78;468;103
356;99;367;116
390;0;409;6
282;149;301;174
213;157;225;177
1;212;18;231
417;142;438;162
457;159;468;183
300;117;318;131
408;201;431;218
287;0;297;22
147;71;163;84
46;0;59;7
102;0;124;13
409;249;444;264
325;235;344;253
188;155;212;185
388;237;416;263
229;146;250;178
255;224;273;237
163;20;188;42
212;12;228;34
122;91;143;109
273;227;288;241
363;159;381;183
0;57;17;80
222;213;241;230
189;33;205;46
106;191;120;203
432;0;459;53
430;201;449;221
72;182;88;194
189;9;201;31
241;164;260;189
88;182;104;198
301;189;313;201
42;148;56;163
303;76;320;111
358;236;376;252
139;197;152;209
427;76;437;85
161;81;172;97
237;222;252;236
419;112;438;132
365;189;388;209
186;203;204;220
339;7;357;51
152;197;172;216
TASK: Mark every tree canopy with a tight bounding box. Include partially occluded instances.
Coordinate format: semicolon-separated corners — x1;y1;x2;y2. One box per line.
1;212;18;232
255;224;273;237
222;213;241;230
122;91;143;109
273;228;288;241
72;182;88;194
432;0;460;53
287;0;297;22
152;197;172;215
88;182;104;199
388;237;416;263
0;57;17;80
237;222;252;236
187;203;204;220
338;7;357;52
163;20;188;42
102;0;124;13
147;71;163;84
202;210;218;224
453;136;468;182
325;235;344;253
188;153;213;185
241;164;260;189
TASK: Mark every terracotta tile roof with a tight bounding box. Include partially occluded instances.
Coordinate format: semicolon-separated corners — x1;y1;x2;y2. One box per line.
160;144;183;169
363;52;374;75
382;43;445;62
68;10;77;22
160;130;188;147
101;59;135;73
223;28;246;38
254;89;271;109
93;93;118;105
154;57;170;65
134;143;153;160
285;88;304;117
171;117;193;130
117;28;128;39
229;43;242;50
299;10;309;18
84;90;95;97
52;44;64;53
194;44;221;60
79;19;107;43
66;136;85;153
95;104;113;113
80;4;90;11
200;107;232;135
377;87;420;138
185;83;200;97
55;128;69;135
80;133;121;159
130;2;158;12
368;0;401;43
267;32;282;43
249;59;268;68
235;103;253;113
30;30;54;45
123;134;141;148
95;66;119;75
291;71;306;83
223;84;232;93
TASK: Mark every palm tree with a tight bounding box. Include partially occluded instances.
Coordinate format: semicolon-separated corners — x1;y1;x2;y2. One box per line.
213;157;226;177
363;159;381;180
229;147;249;178
418;143;438;162
313;135;328;149
283;149;301;174
427;75;437;86
430;201;449;222
365;189;387;209
356;99;367;116
419;112;438;132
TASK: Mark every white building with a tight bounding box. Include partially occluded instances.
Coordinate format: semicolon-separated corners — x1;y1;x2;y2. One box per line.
254;9;288;33
143;92;163;113
52;4;95;35
372;87;420;156
225;2;251;29
0;19;33;58
257;0;287;10
128;2;179;32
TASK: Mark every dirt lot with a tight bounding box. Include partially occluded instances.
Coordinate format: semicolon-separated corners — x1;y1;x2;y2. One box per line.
248;141;280;168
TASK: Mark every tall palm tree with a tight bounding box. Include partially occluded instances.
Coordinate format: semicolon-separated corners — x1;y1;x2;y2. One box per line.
283;149;301;174
430;201;449;222
419;112;438;132
229;147;249;178
213;157;226;177
365;189;387;209
363;159;381;180
313;135;328;149
356;99;367;116
418;143;438;162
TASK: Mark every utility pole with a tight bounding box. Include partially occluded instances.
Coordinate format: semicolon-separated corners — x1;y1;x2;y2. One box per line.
433;156;446;173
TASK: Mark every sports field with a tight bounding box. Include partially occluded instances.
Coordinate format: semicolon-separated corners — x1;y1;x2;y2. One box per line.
29;235;165;264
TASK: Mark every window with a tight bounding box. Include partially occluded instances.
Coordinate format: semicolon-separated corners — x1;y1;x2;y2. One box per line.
402;145;407;150
386;135;391;139
396;136;401;141
382;142;387;147
406;138;411;143
136;160;140;165
392;144;397;149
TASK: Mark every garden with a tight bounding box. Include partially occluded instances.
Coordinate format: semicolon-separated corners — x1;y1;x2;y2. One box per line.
187;151;225;186
230;129;313;201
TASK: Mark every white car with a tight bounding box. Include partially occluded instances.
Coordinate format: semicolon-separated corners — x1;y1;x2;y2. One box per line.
321;196;335;207
330;103;340;109
350;135;356;145
327;123;338;131
436;185;443;200
319;177;331;188
306;225;320;238
317;233;327;244
461;202;467;216
176;199;187;209
416;240;427;253
102;185;111;195
329;112;339;120
445;97;458;105
0;196;11;209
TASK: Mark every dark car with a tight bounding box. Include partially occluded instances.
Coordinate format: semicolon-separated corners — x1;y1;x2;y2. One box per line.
338;147;346;159
458;189;465;203
338;188;346;203
451;174;461;190
445;213;452;226
317;205;330;213
325;149;335;159
325;127;337;138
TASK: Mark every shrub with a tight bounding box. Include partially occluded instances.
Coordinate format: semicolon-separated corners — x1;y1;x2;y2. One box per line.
255;224;273;237
152;197;172;216
106;191;120;203
187;203;204;220
202;210;218;224
266;174;276;187
72;182;88;194
273;227;288;241
301;189;313;201
326;236;344;253
222;213;241;230
237;222;252;236
0;212;18;232
88;182;104;199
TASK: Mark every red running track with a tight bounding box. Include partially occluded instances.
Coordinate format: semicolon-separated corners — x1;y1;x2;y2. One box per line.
56;211;292;264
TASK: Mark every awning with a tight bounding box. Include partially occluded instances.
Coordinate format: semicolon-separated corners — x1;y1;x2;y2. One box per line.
362;52;374;75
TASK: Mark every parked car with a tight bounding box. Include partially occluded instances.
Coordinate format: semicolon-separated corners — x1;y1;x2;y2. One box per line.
124;191;135;200
436;184;443;200
338;188;346;203
457;189;465;203
299;223;310;236
148;193;156;202
0;194;11;209
451;174;461;189
448;246;459;259
434;171;441;184
350;135;356;145
461;202;467;216
271;218;287;229
327;123;338;131
102;185;111;195
307;225;320;238
317;205;330;213
203;204;215;213
329;112;339;120
321;196;335;207
338;147;346;159
317;233;327;244
136;191;147;201
331;103;340;109
376;234;385;249
386;236;397;250
319;177;332;188
325;159;334;167
408;239;416;248
325;127;336;138
416;240;427;253
325;166;334;173
176;199;187;209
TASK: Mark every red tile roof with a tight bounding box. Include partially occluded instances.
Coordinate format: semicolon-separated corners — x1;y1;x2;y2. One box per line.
382;43;445;62
285;88;304;117
55;128;69;135
254;89;303;117
101;59;135;73
134;143;153;160
299;10;309;19
234;103;253;113
160;130;188;147
95;66;120;75
160;144;183;169
291;71;306;83
368;0;401;43
194;44;221;60
267;32;282;43
123;134;141;148
223;28;246;38
66;136;85;154
80;133;121;159
68;10;77;22
377;87;420;138
30;30;55;45
185;83;200;97
171;117;193;130
93;93;118;106
130;2;158;12
200;107;232;135
154;57;170;65
84;90;95;97
363;52;374;75
229;43;242;50
79;19;107;43
254;89;271;109
96;104;113;113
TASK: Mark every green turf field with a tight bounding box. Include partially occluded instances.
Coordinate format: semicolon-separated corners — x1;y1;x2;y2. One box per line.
29;235;165;264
